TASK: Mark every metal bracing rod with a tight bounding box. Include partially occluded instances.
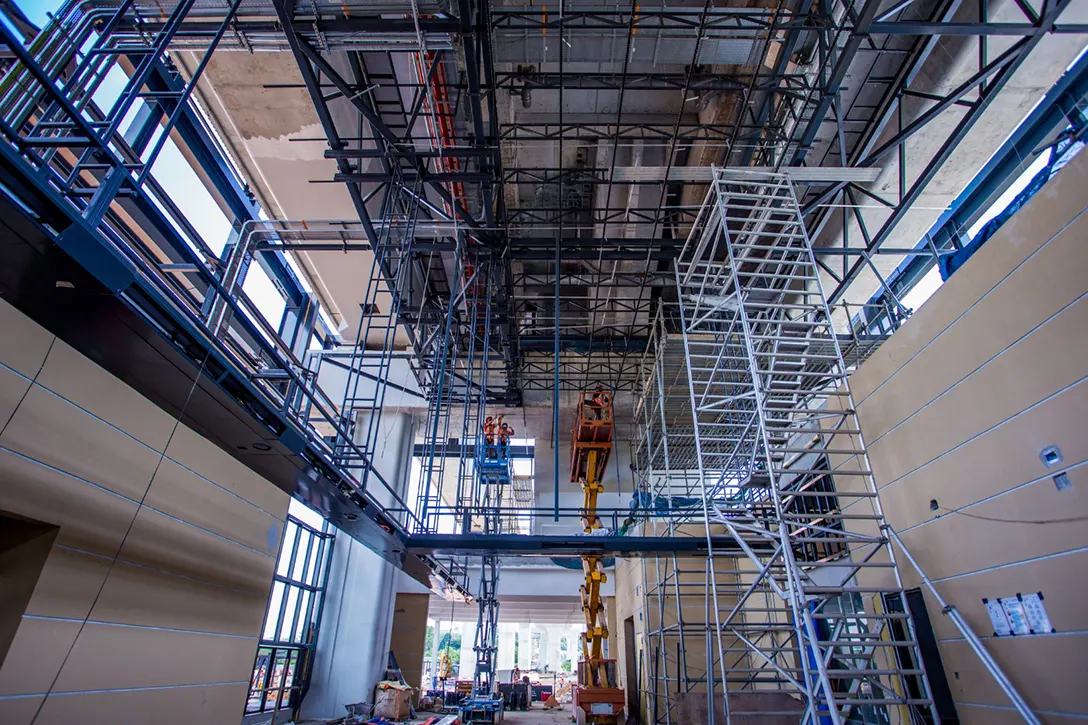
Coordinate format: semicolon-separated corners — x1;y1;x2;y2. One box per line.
496;71;799;92
887;526;1041;725
824;0;1073;304
269;0;383;248
789;0;883;166
133;0;244;187
490;4;790;30
281;25;487;236
800;0;962;216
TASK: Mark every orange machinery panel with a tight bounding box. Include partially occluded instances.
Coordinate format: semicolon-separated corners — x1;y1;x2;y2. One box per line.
570;390;613;484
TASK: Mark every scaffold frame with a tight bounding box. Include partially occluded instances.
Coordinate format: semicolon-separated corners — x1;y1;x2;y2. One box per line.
635;169;940;725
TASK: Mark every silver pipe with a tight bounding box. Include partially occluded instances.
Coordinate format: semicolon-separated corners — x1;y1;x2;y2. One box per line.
885;526;1042;725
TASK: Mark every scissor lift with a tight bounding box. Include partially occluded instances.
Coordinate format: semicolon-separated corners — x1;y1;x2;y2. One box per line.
478;442;513;487
570;390;625;725
459;440;510;725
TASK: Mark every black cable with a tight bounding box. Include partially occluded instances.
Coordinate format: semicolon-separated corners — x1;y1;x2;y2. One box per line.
937;505;1088;526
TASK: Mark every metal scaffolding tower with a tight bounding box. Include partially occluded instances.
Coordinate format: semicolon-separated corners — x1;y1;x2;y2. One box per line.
635;170;938;725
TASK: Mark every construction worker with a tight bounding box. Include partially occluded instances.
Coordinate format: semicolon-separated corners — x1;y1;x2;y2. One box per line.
483;416;496;449
499;421;514;451
587;383;607;420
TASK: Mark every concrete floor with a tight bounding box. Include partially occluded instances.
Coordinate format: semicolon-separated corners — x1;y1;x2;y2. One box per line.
500;706;573;725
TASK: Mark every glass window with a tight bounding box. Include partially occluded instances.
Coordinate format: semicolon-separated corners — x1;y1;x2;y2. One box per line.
246;509;334;715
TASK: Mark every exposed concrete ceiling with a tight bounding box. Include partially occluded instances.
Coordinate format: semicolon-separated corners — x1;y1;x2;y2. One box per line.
183;0;1088;395
182;50;408;342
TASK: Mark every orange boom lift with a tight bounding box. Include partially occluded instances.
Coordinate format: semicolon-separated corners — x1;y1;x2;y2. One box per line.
569;387;624;725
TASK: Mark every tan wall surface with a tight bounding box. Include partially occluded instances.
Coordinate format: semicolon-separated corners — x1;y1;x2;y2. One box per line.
0;298;290;725
846;147;1088;720
613;557;647;722
389;593;429;703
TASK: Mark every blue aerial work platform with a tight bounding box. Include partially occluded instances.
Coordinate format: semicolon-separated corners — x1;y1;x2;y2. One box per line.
477;443;513;487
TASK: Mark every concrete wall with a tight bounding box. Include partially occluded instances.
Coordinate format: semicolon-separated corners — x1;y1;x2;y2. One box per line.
535;436;635;535
0;298;288;725
845;146;1088;722
301;411;415;718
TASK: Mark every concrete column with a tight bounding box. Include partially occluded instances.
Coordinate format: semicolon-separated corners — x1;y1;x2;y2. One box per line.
567;625;583;668
517;623;532;670
430;619;444;688
301;412;415;719
538;627;549;671
459;621;476;680
545;625;563;672
496;623;516;672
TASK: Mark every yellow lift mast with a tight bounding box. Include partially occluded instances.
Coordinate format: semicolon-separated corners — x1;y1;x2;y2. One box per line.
569;387;624;724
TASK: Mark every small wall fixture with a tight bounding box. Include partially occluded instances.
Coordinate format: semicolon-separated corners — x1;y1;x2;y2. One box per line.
1040;445;1063;468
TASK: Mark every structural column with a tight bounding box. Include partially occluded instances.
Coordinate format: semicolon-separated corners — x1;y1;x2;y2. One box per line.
545;625;563;672
302;411;416;718
537;627;550;671
497;622;516;673
566;625;583;668
459;621;476;680
518;623;533;670
430;618;444;688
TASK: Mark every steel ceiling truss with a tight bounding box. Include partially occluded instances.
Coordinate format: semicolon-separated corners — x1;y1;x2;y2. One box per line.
790;0;1081;307
499;0;1086;388
265;0;520;405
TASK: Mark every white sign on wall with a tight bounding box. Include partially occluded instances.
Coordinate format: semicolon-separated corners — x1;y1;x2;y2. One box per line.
984;592;1055;636
984;598;1013;637
1000;597;1031;636
1020;592;1056;634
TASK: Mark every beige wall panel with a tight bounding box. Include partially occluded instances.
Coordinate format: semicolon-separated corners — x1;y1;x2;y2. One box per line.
89;561;268;637
24;546;112;621
895;466;1088;582
958;703;1087;725
0;617;81;696
0;694;44;725
0;449;139;556
859;216;1088;441
0;365;31;432
143;458;283;556
874;378;1088;531
389;593;428;699
938;633;1088;714
52;622;255;692
924;549;1088;642
119;507;277;595
32;682;248;725
0;298;54;379
166;423;288;516
34;340;176;452
1;384;161;501
850;149;1088;403
866;296;1088;486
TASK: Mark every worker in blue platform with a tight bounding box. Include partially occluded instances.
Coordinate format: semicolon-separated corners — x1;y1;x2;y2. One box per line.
483;416;496;458
498;418;514;457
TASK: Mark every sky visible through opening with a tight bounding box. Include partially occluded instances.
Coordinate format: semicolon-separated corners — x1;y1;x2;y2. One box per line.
10;0;294;331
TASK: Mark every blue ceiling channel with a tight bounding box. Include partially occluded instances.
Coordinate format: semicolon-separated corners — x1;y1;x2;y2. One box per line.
145;63;307;309
862;48;1088;320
